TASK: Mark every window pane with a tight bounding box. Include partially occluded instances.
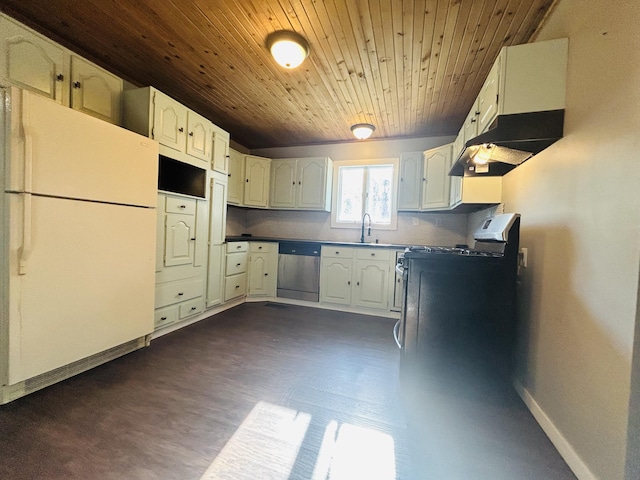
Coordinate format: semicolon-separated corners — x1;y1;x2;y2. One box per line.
366;165;393;224
337;166;364;222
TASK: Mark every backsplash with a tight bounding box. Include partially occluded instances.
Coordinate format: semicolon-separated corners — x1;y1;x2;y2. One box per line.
227;207;469;246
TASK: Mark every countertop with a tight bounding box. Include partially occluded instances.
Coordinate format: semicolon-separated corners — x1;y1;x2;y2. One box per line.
225;235;407;249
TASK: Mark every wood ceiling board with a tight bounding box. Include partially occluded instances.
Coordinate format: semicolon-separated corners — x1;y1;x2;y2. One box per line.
0;0;557;149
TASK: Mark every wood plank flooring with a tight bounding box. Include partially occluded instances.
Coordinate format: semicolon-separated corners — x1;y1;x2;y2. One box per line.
0;302;576;479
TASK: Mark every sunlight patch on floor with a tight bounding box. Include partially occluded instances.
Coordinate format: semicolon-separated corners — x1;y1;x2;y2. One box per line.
199;401;396;480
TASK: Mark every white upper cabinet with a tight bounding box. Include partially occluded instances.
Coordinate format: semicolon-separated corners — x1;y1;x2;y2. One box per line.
1;13;123;125
70;56;122;124
211;126;230;174
123;86;229;170
477;59;501;134
243;155;270;208
421;144;452;210
227;148;245;205
151;89;188;153
185;110;212;163
0;14;67;103
270;159;297;208
270;157;333;211
398;152;424;211
476;38;569;135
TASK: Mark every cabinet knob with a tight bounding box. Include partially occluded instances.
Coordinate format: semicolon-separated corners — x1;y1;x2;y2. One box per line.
235;285;240;289
160;316;167;321
264;273;268;276
475;111;480;115
258;246;262;249
422;178;426;182
189;131;194;137
191;306;197;310
178;127;184;133
236;245;241;249
347;281;351;285
292;181;296;185
357;281;360;286
246;179;249;183
298;181;301;185
56;73;64;81
179;204;186;209
178;292;184;296
226;155;230;159
470;118;476;123
228;173;231;177
73;81;81;89
236;263;241;267
190;238;196;241
371;253;375;256
335;251;339;255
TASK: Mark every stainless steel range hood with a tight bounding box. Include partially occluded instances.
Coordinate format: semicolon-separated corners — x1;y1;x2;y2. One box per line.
449;109;564;177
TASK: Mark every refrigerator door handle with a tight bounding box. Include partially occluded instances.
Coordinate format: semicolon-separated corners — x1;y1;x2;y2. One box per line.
19;193;32;275
22;90;34;193
393;319;402;349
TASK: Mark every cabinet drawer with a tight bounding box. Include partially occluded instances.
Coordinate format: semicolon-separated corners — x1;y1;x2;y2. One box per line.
250;242;274;253
226;241;248;253
155;277;204;308
356;248;392;261
154;305;178;329
165;196;196;215
179;298;204;319
224;273;247;301
226;252;248;275
321;246;354;259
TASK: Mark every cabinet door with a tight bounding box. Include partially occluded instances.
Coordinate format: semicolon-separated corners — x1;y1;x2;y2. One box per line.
209;172;228;245
70;56;122;124
353;260;389;309
244;155;270;207
193;200;209;268
421;144;452;210
248;253;270;296
212;129;230;174
462;98;479;144
164;213;195;267
0;15;67;104
297;157;329;210
206;244;224;308
477;56;501;134
152;90;187;153
449;149;462;207
398;152;423;210
227;148;245;205
186;110;211;162
320;258;352;305
270;159;297;209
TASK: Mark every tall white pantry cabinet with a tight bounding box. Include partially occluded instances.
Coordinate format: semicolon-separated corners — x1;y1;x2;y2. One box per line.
123;86;230;330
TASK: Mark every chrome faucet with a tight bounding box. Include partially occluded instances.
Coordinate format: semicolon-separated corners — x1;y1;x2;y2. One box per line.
360;213;372;243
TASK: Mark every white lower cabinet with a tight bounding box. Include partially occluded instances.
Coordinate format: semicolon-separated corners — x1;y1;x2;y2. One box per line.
320;247;393;312
248;242;278;297
154;192;208;330
224;242;248;302
206;244;224;308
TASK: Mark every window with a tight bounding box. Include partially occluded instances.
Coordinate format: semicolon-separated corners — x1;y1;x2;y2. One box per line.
331;158;399;230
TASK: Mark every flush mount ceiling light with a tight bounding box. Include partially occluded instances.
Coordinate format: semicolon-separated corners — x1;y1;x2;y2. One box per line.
350;123;375;140
266;30;309;69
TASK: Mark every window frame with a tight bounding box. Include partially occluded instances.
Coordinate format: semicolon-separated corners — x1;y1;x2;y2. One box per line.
330;158;399;231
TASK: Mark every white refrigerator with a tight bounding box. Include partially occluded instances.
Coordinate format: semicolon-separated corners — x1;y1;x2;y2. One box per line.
1;87;159;400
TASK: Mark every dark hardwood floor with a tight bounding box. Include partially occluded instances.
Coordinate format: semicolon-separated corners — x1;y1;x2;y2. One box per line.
0;303;576;479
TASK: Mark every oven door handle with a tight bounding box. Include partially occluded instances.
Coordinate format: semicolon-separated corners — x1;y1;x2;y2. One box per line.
393;320;401;349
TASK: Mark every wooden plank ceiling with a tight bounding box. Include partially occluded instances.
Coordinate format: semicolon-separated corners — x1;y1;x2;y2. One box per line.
0;0;556;149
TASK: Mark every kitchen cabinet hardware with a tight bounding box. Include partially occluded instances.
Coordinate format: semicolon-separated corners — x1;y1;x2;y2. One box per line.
190;306;196;310
73;81;81;88
235;285;240;289
56;73;64;81
189;131;194;136
178;127;184;133
264;273;268;276
160;316;167;321
258;246;263;249
190;237;196;241
179;205;186;209
371;253;375;256
236;263;241;267
178;292;184;296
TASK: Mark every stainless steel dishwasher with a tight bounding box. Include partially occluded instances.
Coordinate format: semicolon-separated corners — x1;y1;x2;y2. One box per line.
277;242;321;302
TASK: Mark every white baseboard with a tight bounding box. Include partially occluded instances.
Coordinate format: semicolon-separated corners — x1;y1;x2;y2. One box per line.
513;379;598;480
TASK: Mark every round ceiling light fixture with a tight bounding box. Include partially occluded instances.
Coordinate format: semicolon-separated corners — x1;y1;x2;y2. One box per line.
350;123;376;140
266;30;309;69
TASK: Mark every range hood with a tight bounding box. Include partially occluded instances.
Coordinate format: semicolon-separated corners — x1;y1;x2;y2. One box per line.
449;109;564;177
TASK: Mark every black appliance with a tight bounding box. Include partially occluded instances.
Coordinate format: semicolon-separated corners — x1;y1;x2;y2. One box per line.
395;213;520;381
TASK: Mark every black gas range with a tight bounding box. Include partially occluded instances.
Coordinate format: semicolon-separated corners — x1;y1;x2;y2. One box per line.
395;213;521;381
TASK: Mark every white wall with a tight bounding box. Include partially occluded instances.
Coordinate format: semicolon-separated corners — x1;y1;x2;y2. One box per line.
501;1;640;479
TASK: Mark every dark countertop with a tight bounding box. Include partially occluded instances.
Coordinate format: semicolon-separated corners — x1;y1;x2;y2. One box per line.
225;235;406;249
